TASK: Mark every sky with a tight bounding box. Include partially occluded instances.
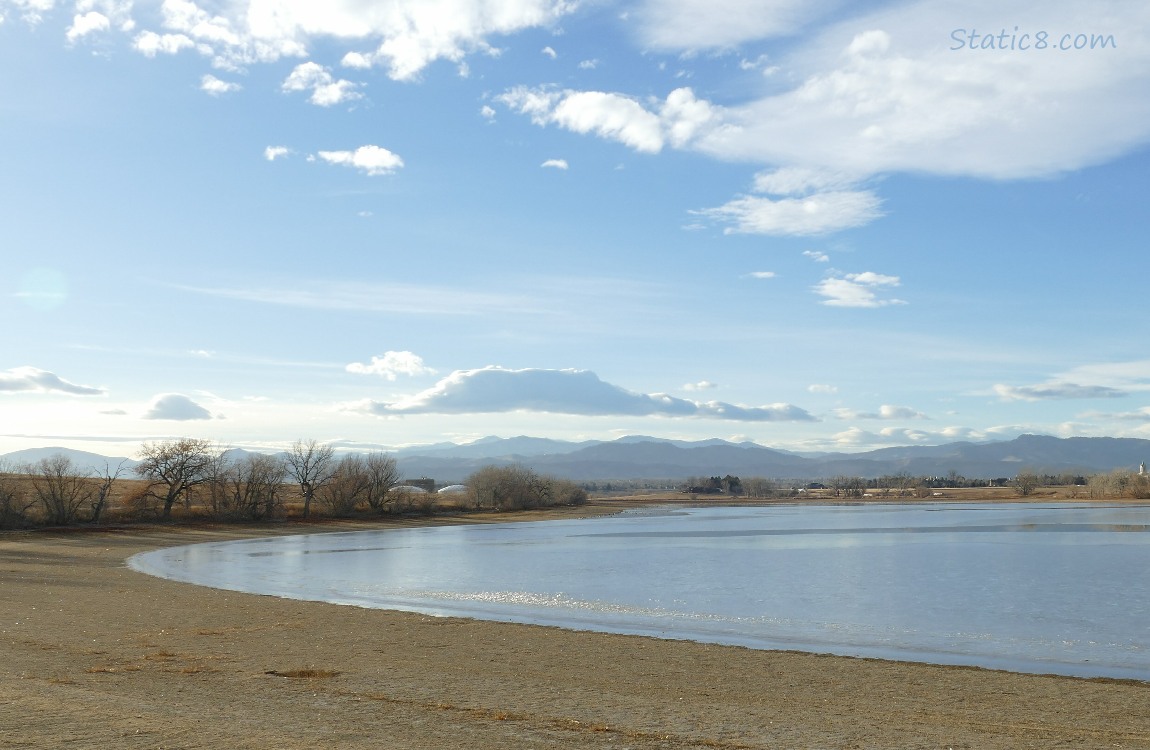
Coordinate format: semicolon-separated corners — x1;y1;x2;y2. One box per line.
2;0;1150;458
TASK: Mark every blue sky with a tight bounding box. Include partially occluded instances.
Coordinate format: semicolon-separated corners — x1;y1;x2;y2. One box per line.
2;0;1149;457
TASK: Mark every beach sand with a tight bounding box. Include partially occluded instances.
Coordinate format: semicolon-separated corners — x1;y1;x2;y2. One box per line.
3;502;1149;749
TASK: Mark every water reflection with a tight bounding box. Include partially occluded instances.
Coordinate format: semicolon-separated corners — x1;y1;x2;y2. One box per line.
129;503;1150;681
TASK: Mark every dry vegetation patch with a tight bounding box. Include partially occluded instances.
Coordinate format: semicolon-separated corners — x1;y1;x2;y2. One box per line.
264;668;341;679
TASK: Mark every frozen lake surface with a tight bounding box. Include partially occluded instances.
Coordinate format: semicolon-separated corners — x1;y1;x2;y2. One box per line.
129;503;1150;680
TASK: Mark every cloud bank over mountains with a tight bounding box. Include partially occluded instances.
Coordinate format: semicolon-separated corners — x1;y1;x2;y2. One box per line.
351;366;816;422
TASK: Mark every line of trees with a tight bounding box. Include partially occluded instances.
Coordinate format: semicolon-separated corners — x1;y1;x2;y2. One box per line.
675;470;1148;500
0;456;127;528
0;439;587;529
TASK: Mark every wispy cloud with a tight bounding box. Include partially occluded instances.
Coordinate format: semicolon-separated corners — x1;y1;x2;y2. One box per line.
541;158;569;170
993;383;1129;402
0;367;104;396
1082;407;1150;423
348;366;816;422
634;0;840;50
814;271;906;308
264;146;291;161
746;271;776;279
170;280;545;317
833;404;928;420
696;190;882;236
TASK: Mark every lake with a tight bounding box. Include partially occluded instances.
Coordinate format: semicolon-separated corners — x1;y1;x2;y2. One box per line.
129;502;1150;680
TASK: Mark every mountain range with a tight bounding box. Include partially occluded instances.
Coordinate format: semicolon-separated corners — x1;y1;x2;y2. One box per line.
4;434;1149;483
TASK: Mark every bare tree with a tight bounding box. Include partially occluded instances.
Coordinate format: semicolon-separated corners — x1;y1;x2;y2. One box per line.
29;455;94;525
742;477;776;499
284;439;336;518
134;438;219;519
0;461;34;529
363;452;401;513
320;455;370;516
206;453;287;520
1014;471;1041;497
90;460;128;524
466;465;571;511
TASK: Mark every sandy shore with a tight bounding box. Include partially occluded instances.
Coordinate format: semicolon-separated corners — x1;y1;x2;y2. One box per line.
4;502;1149;749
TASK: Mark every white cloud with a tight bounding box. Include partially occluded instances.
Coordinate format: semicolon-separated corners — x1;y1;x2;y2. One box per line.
814;271;906;308
350;366;816;422
282;61;361;106
683;380;717;391
118;0;575;80
541;158;568;170
831;424;1022;448
0;367;104;396
315;145;404;176
346;351;436;381
578;58;598;69
803;250;829;263
697;9;1150;181
264;145;290;161
747;271;776;279
143;393;213;420
833;404;928;420
132;30;197;57
698;190;882;236
200;74;241;95
498;2;1150;236
808;384;837;394
341;51;371;69
66;10;109;42
1;0;54;25
541;45;556;59
498;85;721;154
480;104;496;120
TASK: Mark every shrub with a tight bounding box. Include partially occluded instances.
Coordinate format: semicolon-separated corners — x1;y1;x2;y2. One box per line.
465;465;585;510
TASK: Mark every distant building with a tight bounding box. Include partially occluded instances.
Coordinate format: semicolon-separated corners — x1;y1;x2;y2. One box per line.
404;477;436;493
1140;461;1146;476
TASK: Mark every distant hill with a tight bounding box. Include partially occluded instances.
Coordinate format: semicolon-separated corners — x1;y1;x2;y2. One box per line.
5;434;1149;484
393;434;1150;483
0;447;138;476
